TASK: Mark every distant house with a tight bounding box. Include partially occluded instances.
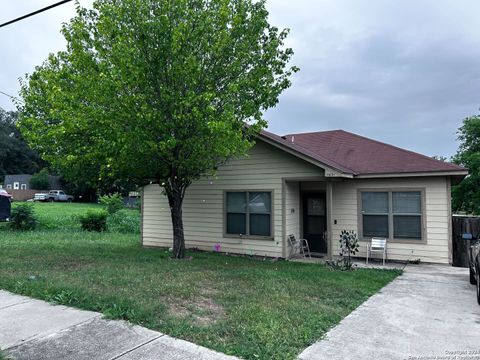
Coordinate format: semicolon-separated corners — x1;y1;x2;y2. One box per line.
3;175;32;190
141;129;468;264
3;174;62;191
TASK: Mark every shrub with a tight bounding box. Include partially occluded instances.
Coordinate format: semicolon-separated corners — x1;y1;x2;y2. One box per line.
29;169;50;190
107;209;140;234
327;230;359;271
79;210;108;232
99;193;124;214
338;230;359;270
9;203;37;231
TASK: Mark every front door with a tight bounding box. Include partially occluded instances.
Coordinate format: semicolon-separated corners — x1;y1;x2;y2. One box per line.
303;193;327;254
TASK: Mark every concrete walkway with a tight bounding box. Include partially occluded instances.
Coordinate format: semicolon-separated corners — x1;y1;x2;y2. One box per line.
299;264;480;360
0;290;237;360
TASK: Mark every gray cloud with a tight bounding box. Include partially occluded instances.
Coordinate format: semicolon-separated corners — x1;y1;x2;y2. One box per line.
265;0;480;157
0;1;92;108
1;0;479;157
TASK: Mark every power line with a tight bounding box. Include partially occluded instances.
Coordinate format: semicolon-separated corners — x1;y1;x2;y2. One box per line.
0;0;74;28
0;90;16;100
0;90;24;104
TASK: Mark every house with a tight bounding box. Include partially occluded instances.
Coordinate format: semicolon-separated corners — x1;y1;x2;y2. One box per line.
3;174;62;191
141;130;468;264
3;175;32;190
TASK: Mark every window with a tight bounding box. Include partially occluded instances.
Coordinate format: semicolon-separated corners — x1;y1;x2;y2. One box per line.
20;184;27;190
392;192;422;239
360;190;423;241
249;192;271;236
226;191;272;237
361;192;389;238
13;182;19;190
226;192;246;235
6;184;12;189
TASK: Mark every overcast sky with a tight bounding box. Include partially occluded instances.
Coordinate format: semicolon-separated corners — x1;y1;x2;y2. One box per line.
1;1;479;158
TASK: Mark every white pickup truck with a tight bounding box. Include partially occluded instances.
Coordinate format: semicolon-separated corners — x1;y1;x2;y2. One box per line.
34;190;74;202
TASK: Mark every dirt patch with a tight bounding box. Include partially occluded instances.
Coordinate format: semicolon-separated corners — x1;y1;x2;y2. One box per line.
169;302;191;317
168;296;225;326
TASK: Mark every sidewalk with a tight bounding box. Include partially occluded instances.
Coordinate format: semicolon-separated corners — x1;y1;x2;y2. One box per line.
0;290;237;360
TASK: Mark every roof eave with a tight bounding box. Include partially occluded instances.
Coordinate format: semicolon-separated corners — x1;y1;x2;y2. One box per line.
354;170;468;179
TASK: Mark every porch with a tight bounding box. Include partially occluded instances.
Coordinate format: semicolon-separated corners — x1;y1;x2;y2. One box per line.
283;178;335;259
283;176;453;265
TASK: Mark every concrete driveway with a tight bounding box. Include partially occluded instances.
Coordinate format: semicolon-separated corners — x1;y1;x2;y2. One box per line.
299;264;480;360
0;290;237;360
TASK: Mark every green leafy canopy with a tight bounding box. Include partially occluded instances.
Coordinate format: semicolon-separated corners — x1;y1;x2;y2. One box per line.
18;0;298;192
30;168;50;190
0;108;45;183
452;114;480;214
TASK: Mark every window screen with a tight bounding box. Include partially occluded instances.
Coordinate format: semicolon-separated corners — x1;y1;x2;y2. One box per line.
226;191;272;237
226;192;246;235
362;192;389;238
393;192;422;239
249;192;271;236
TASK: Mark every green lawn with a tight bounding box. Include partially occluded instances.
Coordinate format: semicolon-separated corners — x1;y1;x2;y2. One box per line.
32;202;104;230
0;203;400;359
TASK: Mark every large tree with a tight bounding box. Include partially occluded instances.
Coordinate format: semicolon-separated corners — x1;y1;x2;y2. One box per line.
19;0;297;258
452;114;480;214
0;108;45;183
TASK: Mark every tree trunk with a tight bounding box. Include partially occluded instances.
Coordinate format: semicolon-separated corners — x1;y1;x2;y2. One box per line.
168;187;186;259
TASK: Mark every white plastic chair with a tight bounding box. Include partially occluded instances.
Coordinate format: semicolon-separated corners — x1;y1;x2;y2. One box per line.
287;234;311;259
366;238;387;265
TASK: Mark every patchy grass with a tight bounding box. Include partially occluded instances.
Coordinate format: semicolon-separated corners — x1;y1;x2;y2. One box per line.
0;203;400;359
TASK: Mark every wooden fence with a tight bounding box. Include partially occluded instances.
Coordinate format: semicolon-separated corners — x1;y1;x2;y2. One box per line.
452;215;480;267
6;189;47;201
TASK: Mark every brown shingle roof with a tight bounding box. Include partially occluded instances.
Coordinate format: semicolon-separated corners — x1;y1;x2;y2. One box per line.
259;129;354;173
260;129;466;176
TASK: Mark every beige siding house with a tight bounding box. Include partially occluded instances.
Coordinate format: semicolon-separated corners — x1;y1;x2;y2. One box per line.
142;130;467;264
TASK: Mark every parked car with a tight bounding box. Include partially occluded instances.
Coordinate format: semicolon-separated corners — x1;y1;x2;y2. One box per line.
34;190;74;202
0;189;12;198
469;239;480;305
0;189;12;221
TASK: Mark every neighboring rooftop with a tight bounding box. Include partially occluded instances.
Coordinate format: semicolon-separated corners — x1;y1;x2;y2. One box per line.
3;174;63;190
3;174;33;185
260;129;467;176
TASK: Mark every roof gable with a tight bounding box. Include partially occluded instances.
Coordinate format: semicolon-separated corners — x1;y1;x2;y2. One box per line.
4;174;32;184
259;130;354;176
